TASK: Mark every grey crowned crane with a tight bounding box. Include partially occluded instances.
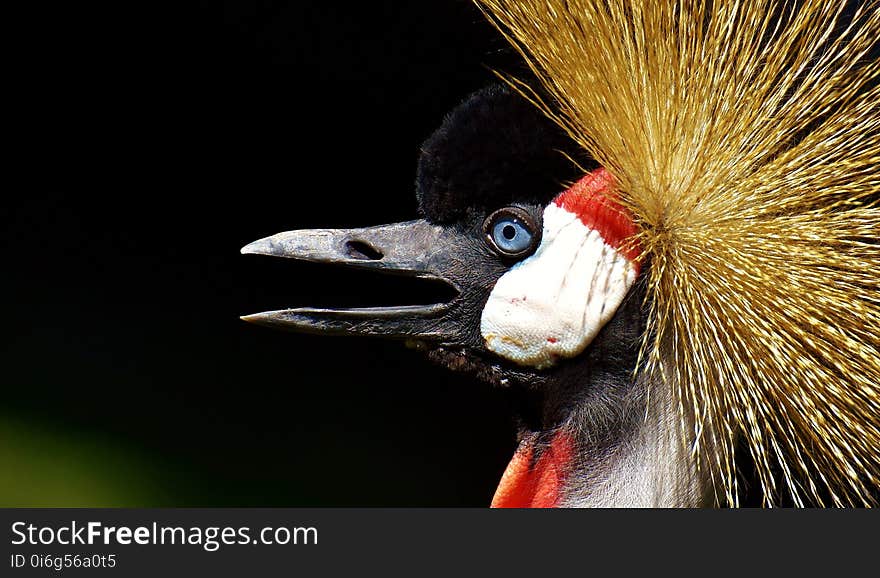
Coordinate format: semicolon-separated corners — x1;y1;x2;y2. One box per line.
242;1;880;507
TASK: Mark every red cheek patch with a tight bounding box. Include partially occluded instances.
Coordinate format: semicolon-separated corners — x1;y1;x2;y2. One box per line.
553;168;641;265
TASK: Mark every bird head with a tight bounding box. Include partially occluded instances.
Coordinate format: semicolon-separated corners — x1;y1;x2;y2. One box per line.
241;85;680;507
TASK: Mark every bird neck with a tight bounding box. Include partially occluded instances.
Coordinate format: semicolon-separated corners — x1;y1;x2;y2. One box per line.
493;372;714;508
558;377;713;507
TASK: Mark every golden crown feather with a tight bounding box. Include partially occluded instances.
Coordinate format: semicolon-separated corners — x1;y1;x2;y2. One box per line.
475;0;880;506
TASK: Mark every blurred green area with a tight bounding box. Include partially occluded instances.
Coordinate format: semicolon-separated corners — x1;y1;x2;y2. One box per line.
0;407;355;508
0;414;176;507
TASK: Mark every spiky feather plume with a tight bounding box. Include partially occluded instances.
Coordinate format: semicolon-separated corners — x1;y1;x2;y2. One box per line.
475;0;880;506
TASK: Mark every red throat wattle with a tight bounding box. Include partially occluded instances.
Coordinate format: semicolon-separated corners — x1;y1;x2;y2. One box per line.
490;432;574;508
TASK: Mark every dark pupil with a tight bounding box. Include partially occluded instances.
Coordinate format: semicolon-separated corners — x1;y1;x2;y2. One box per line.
502;224;517;240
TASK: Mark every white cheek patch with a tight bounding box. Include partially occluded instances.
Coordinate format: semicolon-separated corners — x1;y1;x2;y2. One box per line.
480;170;640;369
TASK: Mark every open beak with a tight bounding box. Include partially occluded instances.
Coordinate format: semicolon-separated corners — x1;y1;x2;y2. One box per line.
240;220;467;343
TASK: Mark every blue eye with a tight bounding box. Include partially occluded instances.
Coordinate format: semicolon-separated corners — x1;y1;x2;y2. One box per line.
485;208;539;258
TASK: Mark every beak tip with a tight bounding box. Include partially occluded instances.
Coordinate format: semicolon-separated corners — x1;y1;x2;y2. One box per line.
240;240;265;255
240;312;266;324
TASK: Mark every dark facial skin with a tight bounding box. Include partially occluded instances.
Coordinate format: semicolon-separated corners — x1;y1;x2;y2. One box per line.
410;201;549;385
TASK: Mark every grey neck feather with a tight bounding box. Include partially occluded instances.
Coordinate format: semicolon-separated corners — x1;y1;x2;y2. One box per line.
559;377;714;507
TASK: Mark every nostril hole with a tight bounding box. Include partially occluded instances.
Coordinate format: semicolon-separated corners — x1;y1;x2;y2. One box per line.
345;240;384;261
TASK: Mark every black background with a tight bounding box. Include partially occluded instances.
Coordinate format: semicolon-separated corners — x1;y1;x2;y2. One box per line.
7;1;532;506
